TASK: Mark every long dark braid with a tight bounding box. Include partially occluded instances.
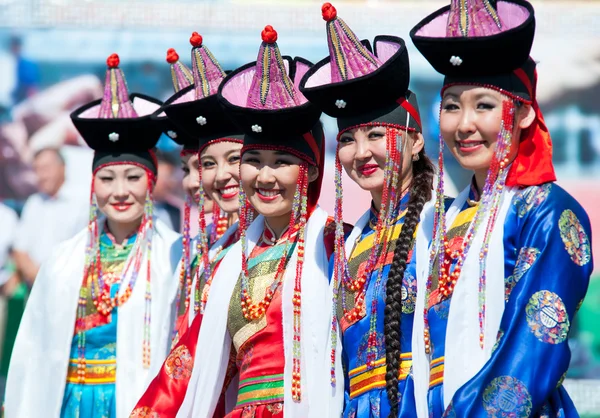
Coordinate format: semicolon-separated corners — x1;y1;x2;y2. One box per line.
384;148;434;416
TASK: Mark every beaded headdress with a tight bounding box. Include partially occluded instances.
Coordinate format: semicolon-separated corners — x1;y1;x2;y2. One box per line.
71;54;163;175
70;54;162;378
156;48;197;153
161;33;243;150
410;0;555;352
217;25;324;402
158;47;197;326
159;34;244;320
299;2;425;386
300;3;419;132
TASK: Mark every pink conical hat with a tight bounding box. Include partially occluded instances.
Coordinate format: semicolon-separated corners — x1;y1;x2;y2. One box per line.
98;54;138;118
446;0;504;37
166;48;194;93
245;25;303;110
321;3;382;83
189;32;227;100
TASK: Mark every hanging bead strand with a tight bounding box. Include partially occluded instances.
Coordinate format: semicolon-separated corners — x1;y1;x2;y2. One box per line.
142;175;155;368
291;163;309;402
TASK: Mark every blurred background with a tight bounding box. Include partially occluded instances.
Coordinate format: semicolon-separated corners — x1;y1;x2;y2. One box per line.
0;0;598;414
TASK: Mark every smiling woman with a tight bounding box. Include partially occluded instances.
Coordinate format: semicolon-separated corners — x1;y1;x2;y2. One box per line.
94;165;150;240
409;1;593;417
131;34;247;418
4;54;183;418
241;149;319;236
174;25;345;418
201;141;243;214
299;4;434;416
440;86;535;191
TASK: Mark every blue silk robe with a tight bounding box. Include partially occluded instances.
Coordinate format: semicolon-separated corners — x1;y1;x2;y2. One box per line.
425;183;593;417
61;232;137;418
339;193;417;417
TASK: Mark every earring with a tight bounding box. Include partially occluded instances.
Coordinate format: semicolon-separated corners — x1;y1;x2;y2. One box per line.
412;153;420;162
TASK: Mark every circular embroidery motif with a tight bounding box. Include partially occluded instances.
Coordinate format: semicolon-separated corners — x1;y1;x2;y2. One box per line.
165;344;193;380
559;209;591;266
526;291;570;344
483;376;532;417
357;332;385;365
513;184;552;218
130;407;159;418
402;272;417;314
505;247;540;302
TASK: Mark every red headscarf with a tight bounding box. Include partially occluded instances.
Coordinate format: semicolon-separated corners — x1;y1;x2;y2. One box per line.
506;67;556;187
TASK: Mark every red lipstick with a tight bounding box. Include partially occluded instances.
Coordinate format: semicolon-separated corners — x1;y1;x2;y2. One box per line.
357;163;379;176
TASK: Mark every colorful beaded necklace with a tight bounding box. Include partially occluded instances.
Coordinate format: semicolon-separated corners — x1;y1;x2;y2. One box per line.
76;175;155;382
423;100;516;353
239;164;308;321
330;126;405;381
238;162;310;401
174;194;193;326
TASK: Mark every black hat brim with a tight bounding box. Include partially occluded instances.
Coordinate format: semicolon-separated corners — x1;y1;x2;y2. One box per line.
161;84;243;149
217;56;322;141
299;36;410;119
70;93;164;152
410;0;535;77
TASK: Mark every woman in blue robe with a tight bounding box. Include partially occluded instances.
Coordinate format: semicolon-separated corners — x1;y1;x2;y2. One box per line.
409;1;593;417
300;3;434;416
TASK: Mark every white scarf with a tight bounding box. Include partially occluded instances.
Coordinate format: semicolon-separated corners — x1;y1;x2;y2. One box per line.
5;219;182;418
177;206;344;417
412;185;516;417
185;222;240;327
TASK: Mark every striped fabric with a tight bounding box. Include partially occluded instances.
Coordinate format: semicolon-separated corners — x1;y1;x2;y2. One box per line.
66;358;117;384
429;357;444;388
339;207;407;329
235;373;285;407
348;354;412;399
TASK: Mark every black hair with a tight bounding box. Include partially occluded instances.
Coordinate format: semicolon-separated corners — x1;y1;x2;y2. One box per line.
384;147;434;416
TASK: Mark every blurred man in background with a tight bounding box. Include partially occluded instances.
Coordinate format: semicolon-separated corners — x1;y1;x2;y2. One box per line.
153;150;183;232
12;147;88;284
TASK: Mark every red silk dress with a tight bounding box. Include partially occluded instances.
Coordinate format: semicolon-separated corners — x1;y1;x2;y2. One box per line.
130;231;238;418
225;219;339;418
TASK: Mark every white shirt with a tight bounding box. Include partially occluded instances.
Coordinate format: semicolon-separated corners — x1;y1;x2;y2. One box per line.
0;202;18;285
13;186;89;265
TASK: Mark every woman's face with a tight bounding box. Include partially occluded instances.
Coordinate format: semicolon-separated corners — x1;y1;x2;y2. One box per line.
94;164;149;224
240;149;317;224
337;126;424;194
440;85;535;177
181;153;200;204
200;141;242;214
